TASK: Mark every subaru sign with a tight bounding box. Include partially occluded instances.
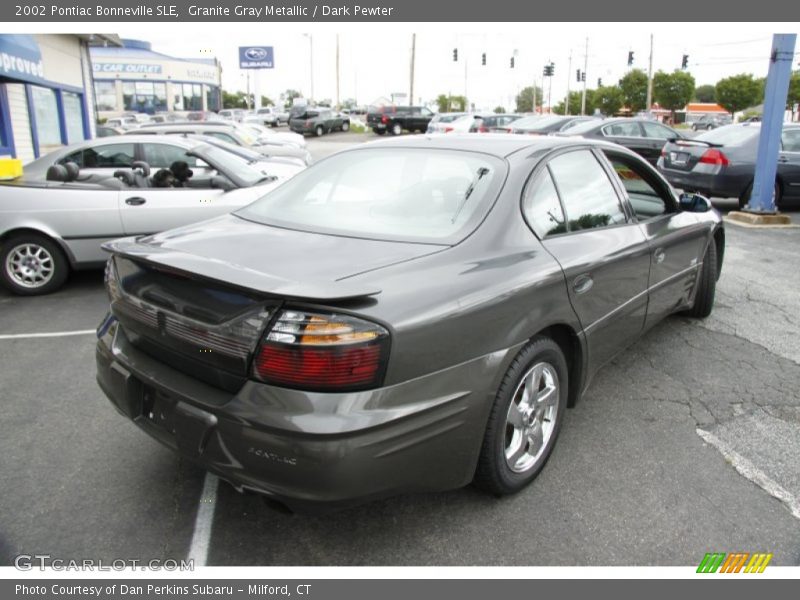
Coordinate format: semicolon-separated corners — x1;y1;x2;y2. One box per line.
239;46;274;69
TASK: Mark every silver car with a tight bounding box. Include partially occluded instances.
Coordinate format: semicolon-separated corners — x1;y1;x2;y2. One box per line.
0;137;285;295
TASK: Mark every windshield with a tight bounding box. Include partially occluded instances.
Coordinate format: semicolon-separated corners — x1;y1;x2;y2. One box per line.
561;119;603;135
515;116;562;129
235;148;506;243
199;145;268;186
696;125;759;146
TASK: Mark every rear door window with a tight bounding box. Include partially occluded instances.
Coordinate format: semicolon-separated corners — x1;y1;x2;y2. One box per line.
547;150;627;231
602;122;642;137
782;129;800;152
642;122;675;140
523;169;567;238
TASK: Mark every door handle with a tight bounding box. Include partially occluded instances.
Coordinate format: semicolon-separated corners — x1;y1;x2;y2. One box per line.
654;248;666;264
778;156;789;163
572;274;594;295
125;197;147;206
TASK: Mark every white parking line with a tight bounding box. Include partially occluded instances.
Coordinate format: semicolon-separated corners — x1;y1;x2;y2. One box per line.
187;473;219;567
0;329;96;340
697;428;800;520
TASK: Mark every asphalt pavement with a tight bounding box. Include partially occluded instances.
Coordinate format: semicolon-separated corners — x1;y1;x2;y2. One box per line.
0;132;798;567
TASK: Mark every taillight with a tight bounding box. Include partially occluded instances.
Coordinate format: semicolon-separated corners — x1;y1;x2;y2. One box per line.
105;257;121;302
699;148;729;166
478;126;489;133
305;119;311;127
444;127;454;133
381;115;388;124
253;309;390;392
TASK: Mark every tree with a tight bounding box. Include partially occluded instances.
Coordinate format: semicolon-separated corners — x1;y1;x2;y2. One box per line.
618;69;649;113
694;84;716;103
435;94;467;112
515;86;544;113
715;74;763;116
594;86;624;116
653;70;696;122
553;90;596;116
281;89;303;109
260;96;274;107
786;71;800;121
222;90;253;109
494;106;506;114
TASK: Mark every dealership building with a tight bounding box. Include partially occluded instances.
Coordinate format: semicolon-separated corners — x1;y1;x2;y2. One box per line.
0;33;120;163
90;39;222;119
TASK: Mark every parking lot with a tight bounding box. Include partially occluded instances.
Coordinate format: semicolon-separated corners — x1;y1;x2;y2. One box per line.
1;133;799;567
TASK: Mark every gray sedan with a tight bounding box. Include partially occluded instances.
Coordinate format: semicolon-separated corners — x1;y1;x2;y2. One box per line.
96;134;724;511
0;137;284;295
658;123;800;208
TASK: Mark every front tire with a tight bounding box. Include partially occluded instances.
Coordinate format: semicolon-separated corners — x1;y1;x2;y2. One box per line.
684;239;717;318
474;336;568;495
1;234;69;295
341;121;350;132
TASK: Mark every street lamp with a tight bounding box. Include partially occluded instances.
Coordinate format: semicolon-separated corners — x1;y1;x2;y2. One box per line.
303;33;314;101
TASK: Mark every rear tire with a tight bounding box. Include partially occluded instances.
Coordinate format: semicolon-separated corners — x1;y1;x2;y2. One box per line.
341;121;350;132
391;122;403;136
314;125;324;137
474;336;568;495
1;233;69;296
372;128;385;135
684;239;717;318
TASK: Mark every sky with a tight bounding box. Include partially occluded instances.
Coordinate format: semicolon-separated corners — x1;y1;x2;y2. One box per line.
97;22;800;109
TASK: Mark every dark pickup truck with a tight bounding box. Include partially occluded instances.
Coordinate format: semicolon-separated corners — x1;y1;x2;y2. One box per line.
367;105;434;135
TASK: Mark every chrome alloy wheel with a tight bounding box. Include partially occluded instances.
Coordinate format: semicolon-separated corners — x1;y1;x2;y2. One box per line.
504;361;560;473
4;242;55;289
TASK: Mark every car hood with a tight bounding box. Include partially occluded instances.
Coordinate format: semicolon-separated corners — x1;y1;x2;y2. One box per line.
104;214;446;300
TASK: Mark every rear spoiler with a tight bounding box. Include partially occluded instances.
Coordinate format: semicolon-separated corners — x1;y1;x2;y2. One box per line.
102;237;382;301
667;137;723;148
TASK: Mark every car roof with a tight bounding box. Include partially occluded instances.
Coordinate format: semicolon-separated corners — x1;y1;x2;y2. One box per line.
354;132;620;159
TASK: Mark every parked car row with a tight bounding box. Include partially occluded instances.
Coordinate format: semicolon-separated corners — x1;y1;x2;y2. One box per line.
0;129;308;295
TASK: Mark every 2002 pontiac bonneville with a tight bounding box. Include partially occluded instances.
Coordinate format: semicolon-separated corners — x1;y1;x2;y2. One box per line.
96;134;724;511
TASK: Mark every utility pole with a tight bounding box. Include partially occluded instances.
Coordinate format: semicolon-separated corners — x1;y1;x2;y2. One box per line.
565;50;572;115
646;33;654;113
464;56;468;110
409;33;416;106
581;37;588;115
335;34;340;109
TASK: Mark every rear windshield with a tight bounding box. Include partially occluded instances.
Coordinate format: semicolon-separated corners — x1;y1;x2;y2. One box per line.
235;148;506;243
695;125;759;146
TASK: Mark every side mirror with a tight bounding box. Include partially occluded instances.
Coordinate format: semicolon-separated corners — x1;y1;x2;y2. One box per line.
679;192;713;213
210;175;235;192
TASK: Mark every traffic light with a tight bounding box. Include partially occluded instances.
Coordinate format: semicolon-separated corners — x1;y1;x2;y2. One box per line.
510;56;515;68
543;63;554;77
597;78;602;87
682;54;689;69
576;69;581;82
481;53;486;66
581;71;586;82
453;48;458;62
627;51;634;66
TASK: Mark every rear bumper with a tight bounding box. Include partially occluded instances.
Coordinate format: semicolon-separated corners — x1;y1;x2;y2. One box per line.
658;160;749;199
96;315;508;511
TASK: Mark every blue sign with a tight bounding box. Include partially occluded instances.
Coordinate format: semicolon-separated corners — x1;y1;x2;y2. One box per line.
0;34;46;85
239;46;274;69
